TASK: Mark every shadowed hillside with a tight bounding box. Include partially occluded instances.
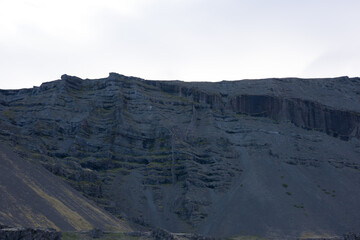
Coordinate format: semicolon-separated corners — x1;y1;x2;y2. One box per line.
0;73;359;238
0;142;131;232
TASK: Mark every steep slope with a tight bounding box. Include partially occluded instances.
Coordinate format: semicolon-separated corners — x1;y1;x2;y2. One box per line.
0;142;131;232
0;73;359;238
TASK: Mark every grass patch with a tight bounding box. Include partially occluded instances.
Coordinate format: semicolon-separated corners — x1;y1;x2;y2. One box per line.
62;231;141;240
294;204;304;209
62;232;80;240
228;236;269;240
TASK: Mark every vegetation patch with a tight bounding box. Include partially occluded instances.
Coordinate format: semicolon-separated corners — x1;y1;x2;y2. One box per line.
293;204;304;209
317;185;336;197
62;231;140;240
228;235;269;240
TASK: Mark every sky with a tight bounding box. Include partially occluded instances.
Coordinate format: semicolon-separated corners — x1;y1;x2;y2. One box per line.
0;0;359;89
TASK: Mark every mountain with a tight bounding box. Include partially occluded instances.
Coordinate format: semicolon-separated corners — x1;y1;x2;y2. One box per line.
0;73;359;238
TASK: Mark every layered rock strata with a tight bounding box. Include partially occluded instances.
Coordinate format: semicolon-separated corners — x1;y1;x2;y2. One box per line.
0;73;359;238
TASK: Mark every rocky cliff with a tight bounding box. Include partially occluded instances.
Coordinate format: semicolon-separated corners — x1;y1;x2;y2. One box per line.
0;73;359;238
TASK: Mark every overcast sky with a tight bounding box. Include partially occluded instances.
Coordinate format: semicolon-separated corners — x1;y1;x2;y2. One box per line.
0;0;359;89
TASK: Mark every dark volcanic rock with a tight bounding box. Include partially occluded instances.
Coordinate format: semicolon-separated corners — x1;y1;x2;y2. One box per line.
343;233;360;240
89;228;104;238
0;227;61;240
151;228;174;240
0;73;359;238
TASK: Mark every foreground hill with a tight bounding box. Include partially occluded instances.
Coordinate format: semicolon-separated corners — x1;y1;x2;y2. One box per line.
0;142;131;231
0;73;359;238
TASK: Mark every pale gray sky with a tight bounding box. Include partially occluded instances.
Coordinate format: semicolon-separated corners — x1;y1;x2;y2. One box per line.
0;0;359;89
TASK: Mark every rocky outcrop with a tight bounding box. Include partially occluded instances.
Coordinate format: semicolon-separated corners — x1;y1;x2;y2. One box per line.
228;95;360;140
0;73;359;238
0;227;61;240
343;233;360;240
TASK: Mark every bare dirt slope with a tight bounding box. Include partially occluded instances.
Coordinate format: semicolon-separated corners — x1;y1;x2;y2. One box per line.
0;142;131;232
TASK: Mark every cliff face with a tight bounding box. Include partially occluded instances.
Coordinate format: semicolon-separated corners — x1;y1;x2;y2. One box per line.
0;73;360;238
